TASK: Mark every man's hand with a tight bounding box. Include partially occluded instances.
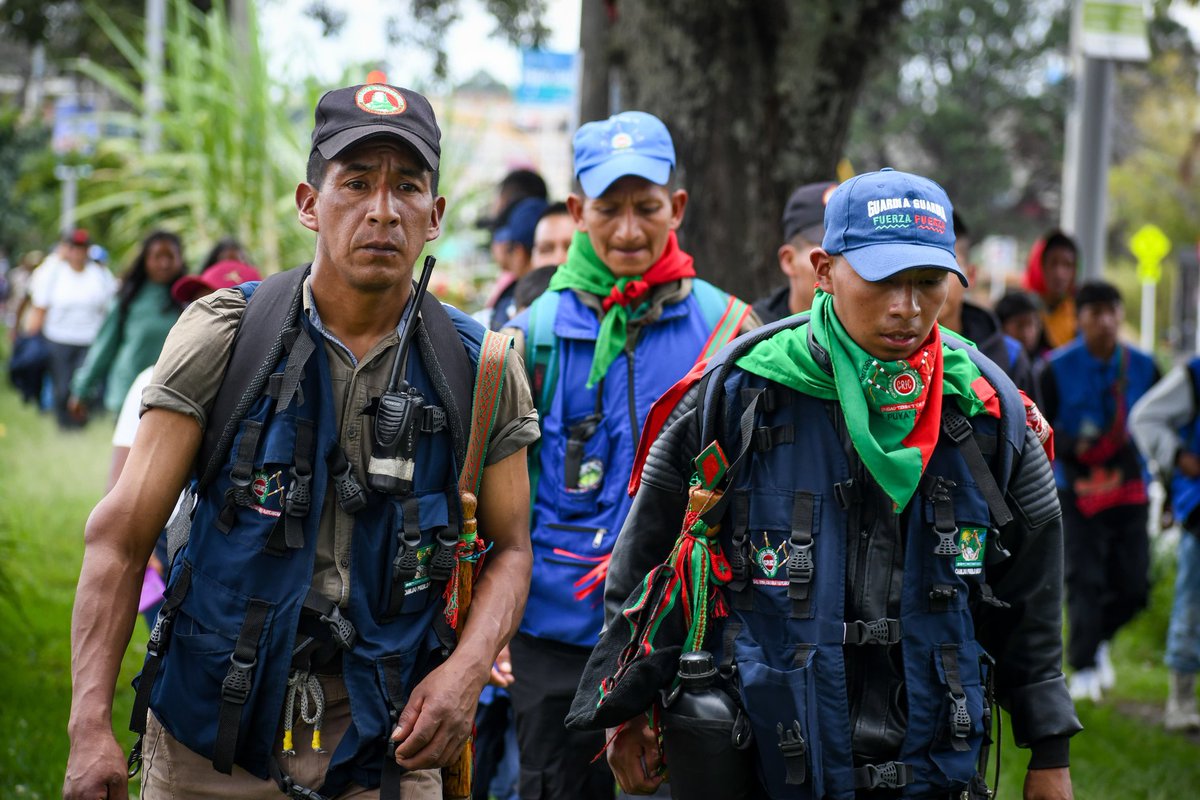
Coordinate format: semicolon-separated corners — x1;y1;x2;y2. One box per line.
606;717;664;795
63;727;129;800
1024;767;1073;800
67;396;89;424
391;655;486;770
488;644;514;688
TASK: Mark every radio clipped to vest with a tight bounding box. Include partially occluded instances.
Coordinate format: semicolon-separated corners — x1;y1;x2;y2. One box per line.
366;256;443;496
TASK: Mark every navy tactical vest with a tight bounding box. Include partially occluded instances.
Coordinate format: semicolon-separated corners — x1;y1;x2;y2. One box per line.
695;320;1025;798
141;288;484;792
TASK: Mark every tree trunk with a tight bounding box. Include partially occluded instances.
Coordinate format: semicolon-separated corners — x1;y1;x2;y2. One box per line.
578;0;613;124
606;0;903;301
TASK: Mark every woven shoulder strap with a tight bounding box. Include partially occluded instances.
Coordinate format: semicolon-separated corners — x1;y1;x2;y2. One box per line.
459;329;513;496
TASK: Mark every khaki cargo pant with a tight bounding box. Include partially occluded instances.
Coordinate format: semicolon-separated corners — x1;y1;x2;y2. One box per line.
140;674;441;799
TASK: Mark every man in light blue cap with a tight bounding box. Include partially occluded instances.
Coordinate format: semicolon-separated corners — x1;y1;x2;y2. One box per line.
501;111;757;799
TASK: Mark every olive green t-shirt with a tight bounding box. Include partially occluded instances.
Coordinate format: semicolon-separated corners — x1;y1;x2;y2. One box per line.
144;280;539;606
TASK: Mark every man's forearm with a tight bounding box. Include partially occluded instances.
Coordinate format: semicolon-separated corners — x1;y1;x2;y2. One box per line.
68;512;149;737
450;544;531;686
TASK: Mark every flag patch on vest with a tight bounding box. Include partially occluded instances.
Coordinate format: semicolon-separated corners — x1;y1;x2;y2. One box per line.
954;527;987;575
404;545;435;595
251;469;285;517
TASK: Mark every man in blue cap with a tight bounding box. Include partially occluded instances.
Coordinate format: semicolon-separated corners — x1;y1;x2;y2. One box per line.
587;168;1079;798
501;110;757;799
488;196;550;330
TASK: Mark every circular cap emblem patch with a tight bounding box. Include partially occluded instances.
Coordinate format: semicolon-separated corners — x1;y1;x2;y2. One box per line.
891;372;918;397
610;132;633;150
356;84;406;116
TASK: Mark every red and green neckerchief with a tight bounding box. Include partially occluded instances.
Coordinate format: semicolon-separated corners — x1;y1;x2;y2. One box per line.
735;289;988;509
548;230;696;388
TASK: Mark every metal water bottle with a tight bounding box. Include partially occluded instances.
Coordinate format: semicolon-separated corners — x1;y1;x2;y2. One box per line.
661;651;753;800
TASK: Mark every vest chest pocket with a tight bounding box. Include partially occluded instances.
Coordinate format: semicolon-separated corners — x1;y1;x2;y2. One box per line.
729;491;822;619
736;645;824;799
373;495;451;623
215;412;316;558
554;409;614;519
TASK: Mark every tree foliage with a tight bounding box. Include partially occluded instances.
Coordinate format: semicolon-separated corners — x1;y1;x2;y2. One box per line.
846;0;1072;239
70;0;321;272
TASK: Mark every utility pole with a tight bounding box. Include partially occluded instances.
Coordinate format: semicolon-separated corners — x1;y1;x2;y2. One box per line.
144;0;166;154
578;0;611;124
1060;0;1149;279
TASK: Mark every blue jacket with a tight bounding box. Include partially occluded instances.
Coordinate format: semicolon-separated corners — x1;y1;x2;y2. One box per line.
145;295;483;792
1040;339;1158;490
1171;359;1200;523
509;281;736;646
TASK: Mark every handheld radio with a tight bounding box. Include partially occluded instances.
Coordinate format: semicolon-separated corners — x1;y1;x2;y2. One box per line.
366;255;436;495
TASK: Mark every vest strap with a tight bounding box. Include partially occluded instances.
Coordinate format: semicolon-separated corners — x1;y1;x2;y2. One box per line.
213;599;271;774
752;424;794;452
786;492;816;619
922;475;961;557
942;411;1014;527
379;656;410;800
269;754;330;800
427;526;459;583
842;617;902;646
386;497;424;618
928;583;959;612
130;565;192;736
974;581;1011;609
727;495;752;611
277;418;315;553
326;447;367;514
938;645;973;751
274;328;316;414
267;372;305;408
718;619;742;677
776;720;808;785
217;420;264;533
853;761;913;790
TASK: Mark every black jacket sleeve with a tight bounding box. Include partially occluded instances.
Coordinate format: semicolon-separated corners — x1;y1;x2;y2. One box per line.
974;427;1082;766
603;385;701;629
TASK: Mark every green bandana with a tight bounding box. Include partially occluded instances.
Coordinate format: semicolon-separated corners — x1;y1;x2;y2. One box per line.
735;290;987;508
548;230;695;388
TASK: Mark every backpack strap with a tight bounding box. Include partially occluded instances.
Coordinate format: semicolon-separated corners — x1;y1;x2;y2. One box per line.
691;279;751;362
414;295;474;470
524;290;561;509
526;289;562;416
197;265;309;490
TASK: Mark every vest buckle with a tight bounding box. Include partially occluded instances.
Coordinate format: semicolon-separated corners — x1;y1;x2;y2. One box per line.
221;654;256;705
844;617;902;646
776;720;807;785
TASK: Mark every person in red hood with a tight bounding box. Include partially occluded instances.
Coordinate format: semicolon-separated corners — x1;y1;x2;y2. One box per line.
1023;230;1079;349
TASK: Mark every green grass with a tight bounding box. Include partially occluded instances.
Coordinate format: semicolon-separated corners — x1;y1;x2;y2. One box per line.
0;378;147;797
0;369;1197;798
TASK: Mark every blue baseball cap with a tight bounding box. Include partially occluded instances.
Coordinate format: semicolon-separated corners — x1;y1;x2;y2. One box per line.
492;197;549;251
822;168;966;286
573;111;675;198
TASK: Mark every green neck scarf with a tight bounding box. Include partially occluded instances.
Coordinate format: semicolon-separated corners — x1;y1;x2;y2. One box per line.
548;230;695;388
735;290;986;508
